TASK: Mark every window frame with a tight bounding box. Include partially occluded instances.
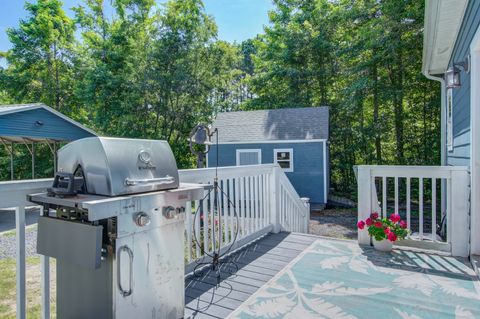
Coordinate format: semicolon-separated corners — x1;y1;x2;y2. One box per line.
274;148;294;172
236;149;262;166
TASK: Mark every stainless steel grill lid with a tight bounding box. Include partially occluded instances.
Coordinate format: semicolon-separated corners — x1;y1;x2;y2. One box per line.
57;137;179;196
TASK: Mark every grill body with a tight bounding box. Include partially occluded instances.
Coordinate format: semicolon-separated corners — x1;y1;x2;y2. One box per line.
30;137;204;319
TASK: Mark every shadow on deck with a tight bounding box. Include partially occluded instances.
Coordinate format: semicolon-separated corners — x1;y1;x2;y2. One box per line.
184;232;317;318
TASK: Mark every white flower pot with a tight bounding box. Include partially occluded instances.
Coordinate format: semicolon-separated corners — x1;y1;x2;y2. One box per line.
373;238;393;252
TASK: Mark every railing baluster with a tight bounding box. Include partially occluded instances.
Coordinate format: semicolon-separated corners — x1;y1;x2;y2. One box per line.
394;177;399;214
40;206;50;319
229;179;235;243
252;175;257;232
219;179;230;246
185;201;192;262
263;174;268;227
406;178;411;233
195;200;201;258
432;178;437;242
419;178;424;240
240;176;246;237
382;176;387;218
16;206;26;319
447;177;452;245
202;196;209;254
256;175;261;231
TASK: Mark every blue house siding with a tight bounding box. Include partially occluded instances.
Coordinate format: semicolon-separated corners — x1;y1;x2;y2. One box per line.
447;0;480;167
0;109;95;140
207;141;327;204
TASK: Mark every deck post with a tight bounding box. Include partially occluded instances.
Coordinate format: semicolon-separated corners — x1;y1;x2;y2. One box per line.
450;169;470;257
16;206;26;319
301;197;310;233
357;166;372;245
270;166;280;233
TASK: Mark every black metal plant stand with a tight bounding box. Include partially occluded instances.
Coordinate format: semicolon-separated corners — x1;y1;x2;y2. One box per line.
189;125;240;283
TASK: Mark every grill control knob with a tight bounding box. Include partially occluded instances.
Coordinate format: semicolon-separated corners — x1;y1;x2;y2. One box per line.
163;206;176;219
134;212;151;227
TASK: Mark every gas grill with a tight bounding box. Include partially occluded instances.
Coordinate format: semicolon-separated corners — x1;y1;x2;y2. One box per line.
28;137;204;319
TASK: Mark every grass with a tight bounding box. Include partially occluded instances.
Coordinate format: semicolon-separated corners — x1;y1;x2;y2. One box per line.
0;256;56;319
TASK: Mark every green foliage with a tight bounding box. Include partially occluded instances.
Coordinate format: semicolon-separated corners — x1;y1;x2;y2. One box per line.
0;0;440;200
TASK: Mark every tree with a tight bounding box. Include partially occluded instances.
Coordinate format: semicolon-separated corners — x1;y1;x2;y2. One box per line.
2;0;76;112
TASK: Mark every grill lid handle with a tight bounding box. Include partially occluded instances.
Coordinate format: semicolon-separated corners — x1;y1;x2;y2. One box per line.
124;175;175;186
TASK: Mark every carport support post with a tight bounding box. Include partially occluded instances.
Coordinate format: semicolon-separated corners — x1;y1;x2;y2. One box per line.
32;142;35;179
10;142;13;180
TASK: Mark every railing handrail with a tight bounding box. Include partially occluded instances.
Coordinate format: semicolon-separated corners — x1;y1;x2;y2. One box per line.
277;170;308;217
359;165;469;179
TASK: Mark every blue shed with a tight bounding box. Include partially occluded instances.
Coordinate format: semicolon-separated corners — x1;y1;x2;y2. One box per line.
207;107;329;206
0;103;96;179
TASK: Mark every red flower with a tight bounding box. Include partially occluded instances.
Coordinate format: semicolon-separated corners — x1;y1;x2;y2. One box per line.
384;227;391;235
374;221;382;228
390;213;401;223
388;232;397;242
400;220;407;229
365;218;373;226
371;212;379;219
357;220;365;230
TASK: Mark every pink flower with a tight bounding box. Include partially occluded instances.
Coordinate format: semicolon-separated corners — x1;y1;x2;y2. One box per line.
374;221;382;228
388;232;397;242
371;212;379;220
365;218;373;226
384;227;391;235
357;220;365;230
390;213;401;223
399;220;407;229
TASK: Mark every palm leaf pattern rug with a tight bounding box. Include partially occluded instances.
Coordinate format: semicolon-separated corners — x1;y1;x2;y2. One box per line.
227;238;480;319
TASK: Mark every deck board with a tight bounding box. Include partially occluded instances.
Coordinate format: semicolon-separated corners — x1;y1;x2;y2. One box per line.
184;232;313;319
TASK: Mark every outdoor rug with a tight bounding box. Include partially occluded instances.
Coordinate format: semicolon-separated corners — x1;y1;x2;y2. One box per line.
227;238;480;319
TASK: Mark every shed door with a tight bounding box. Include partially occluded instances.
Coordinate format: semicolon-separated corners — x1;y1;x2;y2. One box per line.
236;149;261;166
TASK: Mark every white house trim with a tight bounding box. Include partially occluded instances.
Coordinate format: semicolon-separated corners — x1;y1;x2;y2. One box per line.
469;25;480;255
236;149;262;166
218;139;327;145
273;148;294;173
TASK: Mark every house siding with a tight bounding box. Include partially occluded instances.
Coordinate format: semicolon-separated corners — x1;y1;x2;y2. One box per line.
447;0;480;167
0;109;95;140
207;141;327;204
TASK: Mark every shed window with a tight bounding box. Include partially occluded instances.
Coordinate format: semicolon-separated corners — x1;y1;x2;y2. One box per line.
236;149;261;166
274;149;293;172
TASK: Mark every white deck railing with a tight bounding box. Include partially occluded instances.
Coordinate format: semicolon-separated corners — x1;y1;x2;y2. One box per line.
356;165;470;257
0;164;309;319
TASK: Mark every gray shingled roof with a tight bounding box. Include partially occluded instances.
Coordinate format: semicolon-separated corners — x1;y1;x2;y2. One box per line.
212;107;329;143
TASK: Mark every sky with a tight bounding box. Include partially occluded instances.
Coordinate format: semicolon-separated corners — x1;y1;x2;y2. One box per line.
0;0;274;54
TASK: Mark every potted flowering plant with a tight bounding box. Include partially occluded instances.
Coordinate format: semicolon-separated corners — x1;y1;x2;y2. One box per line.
357;212;409;252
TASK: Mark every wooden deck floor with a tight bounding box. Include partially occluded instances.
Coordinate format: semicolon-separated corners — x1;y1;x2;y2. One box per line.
184;232;316;319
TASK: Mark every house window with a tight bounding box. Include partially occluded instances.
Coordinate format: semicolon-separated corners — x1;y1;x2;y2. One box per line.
447;88;453;152
274;148;293;172
236;149;261;166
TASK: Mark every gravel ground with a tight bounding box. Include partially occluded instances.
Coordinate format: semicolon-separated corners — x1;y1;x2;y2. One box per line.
309;208;358;240
0;226;38;259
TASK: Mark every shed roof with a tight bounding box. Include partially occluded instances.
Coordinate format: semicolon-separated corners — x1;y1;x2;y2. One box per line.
212;107;329;143
0;103;96;142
